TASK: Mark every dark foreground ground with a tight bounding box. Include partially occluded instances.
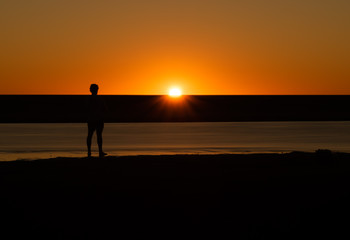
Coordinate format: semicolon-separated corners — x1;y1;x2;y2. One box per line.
1;151;350;239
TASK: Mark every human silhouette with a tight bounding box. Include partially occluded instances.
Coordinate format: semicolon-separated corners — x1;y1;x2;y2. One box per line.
87;84;107;158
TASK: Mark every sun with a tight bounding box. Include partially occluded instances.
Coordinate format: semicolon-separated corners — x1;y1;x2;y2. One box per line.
168;87;182;97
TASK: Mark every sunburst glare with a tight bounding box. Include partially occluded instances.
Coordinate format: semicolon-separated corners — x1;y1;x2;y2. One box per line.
168;87;182;97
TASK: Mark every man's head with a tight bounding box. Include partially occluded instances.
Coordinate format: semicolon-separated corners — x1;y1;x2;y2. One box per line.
90;84;99;95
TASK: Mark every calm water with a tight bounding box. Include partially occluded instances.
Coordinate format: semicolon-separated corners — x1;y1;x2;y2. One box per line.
1;122;350;161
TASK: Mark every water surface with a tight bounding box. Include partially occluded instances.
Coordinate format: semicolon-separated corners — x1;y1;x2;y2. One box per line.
1;122;350;161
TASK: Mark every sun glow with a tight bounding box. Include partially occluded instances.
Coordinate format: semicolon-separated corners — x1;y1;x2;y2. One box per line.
168;87;182;97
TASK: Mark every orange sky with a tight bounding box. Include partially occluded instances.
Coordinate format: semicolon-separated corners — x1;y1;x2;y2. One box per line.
1;0;350;95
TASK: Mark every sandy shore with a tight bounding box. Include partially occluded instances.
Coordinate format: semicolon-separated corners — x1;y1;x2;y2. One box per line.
1;151;350;239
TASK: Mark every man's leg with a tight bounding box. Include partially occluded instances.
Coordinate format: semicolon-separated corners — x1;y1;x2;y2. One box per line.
96;122;105;157
87;123;94;157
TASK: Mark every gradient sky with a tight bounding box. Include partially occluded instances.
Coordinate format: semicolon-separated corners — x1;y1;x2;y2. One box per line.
1;0;349;95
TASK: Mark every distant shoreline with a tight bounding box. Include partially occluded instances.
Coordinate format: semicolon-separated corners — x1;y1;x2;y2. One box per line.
2;95;350;122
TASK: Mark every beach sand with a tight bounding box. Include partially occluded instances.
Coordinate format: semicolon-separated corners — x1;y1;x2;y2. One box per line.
1;151;350;239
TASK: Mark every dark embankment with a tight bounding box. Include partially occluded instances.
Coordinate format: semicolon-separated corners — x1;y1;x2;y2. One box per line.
2;95;350;122
1;151;350;239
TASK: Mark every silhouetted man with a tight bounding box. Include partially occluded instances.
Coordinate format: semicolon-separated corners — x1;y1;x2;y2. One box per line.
87;84;107;158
